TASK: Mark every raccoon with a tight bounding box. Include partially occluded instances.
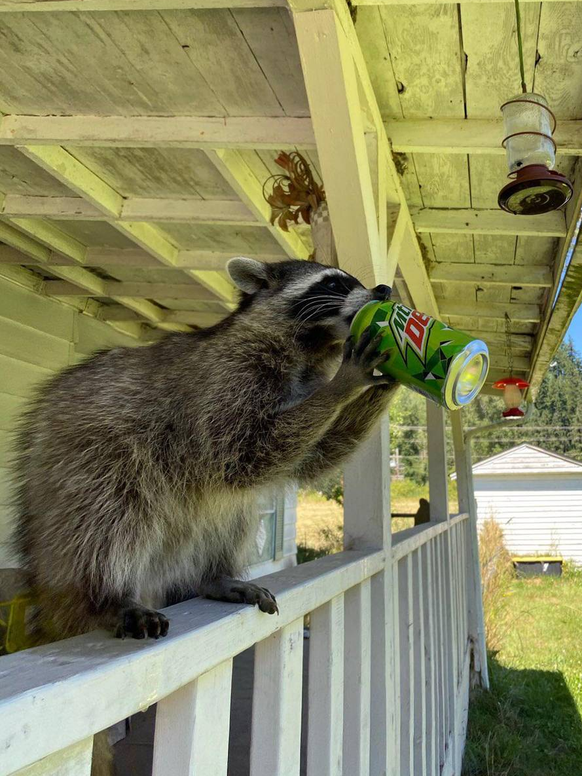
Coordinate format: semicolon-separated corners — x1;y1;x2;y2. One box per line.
13;257;397;643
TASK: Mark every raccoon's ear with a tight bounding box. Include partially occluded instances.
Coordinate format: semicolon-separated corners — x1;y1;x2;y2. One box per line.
227;257;269;294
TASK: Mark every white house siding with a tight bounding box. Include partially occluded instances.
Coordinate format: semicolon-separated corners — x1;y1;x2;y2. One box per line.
472;445;582;565
0;275;140;567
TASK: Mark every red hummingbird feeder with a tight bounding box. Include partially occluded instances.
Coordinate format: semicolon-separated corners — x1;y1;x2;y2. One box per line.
493;376;530;417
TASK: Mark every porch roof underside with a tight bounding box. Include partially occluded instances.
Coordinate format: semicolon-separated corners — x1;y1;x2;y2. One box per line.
0;0;581;395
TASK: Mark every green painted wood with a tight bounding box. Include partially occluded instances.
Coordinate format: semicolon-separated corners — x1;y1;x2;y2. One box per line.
0;317;72;370
75;312;137;355
0;466;13;507
0;393;29;432
0;354;54;397
0;279;75;340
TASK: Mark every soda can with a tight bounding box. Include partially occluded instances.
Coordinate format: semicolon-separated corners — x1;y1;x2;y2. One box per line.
350;300;489;410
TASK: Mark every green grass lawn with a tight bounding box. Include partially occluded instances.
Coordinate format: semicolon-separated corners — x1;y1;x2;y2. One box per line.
463;566;582;776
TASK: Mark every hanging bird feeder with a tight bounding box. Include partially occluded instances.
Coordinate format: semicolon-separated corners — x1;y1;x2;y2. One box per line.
498;0;573;214
493;376;530;417
498;93;573;214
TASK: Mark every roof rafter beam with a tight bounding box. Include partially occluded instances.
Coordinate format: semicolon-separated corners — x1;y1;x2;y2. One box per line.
0;221;181;331
1;196;567;240
101;306;225;327
205;149;311;260
0;115;316;149
45;280;220;300
430;263;552;288
1;194;259;226
291;0;438;313
0;245;286;271
18;144;236;307
468;331;533;353
0;262;150;341
412;208;566;238
440;301;541;323
388;119;582;156
0;0;557;11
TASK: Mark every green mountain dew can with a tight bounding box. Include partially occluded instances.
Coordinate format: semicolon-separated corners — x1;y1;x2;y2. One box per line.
350;301;489;410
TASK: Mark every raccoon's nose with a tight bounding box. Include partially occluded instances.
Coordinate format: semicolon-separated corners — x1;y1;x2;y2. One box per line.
372;284;392;301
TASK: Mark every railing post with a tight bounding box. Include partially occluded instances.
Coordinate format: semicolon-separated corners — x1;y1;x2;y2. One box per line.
343;414;398;776
426;400;449;523
450;409;490;689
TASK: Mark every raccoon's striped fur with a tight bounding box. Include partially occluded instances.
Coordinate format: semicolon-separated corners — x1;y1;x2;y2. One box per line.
12;258;396;643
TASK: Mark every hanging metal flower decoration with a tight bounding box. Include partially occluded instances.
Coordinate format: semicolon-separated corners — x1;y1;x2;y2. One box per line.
263;151;325;232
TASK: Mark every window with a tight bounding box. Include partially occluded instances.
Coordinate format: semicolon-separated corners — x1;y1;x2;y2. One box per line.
249;492;286;566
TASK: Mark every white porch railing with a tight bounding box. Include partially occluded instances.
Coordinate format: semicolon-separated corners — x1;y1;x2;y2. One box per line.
0;410;484;776
0;517;472;776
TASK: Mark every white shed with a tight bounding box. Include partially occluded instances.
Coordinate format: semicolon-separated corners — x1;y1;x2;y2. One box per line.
467;444;582;565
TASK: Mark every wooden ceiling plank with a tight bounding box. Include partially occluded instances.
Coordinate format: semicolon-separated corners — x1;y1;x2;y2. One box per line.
461;3;540;120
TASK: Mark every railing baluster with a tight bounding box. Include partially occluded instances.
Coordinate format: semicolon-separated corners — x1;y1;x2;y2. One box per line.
412;550;425;776
456;525;464;670
445;526;459;765
397;557;410;776
13;738;92;776
152;660;233;776
423;542;437;776
407;555;415;772
343;579;371;776
307;594;344;776
462;520;469;651
250;618;304;776
453;524;461;673
436;534;447;768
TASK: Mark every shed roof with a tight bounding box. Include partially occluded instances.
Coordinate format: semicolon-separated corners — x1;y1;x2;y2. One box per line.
469;443;582;476
0;0;580;396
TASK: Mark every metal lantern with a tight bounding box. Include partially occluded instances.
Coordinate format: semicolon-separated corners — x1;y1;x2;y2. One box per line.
498;92;573;215
493;376;530;417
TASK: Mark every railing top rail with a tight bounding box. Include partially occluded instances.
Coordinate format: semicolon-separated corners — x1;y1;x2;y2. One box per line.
0;549;383;776
391;513;469;561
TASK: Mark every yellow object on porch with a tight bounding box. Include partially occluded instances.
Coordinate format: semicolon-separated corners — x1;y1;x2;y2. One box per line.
0;593;36;654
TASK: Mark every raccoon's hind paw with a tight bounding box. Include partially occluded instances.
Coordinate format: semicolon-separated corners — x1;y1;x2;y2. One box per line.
115;606;170;640
202;578;279;615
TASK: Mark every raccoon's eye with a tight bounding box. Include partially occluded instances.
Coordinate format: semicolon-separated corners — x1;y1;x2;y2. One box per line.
325;278;340;292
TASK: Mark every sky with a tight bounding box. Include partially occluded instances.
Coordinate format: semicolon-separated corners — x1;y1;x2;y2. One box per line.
566;306;582;352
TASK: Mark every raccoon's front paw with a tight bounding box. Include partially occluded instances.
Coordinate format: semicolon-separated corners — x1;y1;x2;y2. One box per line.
115;606;170;640
335;327;393;395
202;578;279;615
